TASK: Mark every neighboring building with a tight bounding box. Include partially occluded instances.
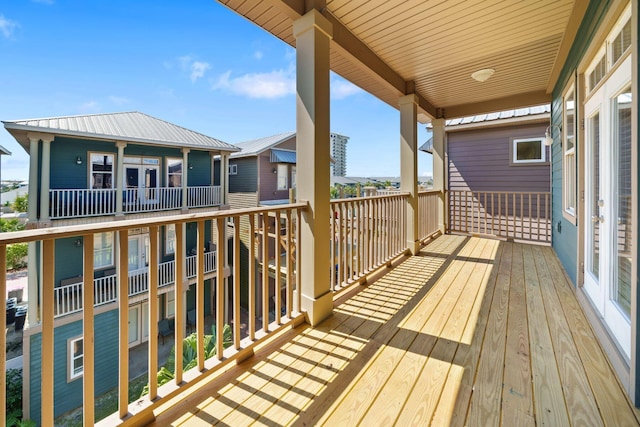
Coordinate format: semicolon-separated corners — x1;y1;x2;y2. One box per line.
421;105;552;242
227;131;298;208
421;105;551;193
329;132;349;177
2;111;239;421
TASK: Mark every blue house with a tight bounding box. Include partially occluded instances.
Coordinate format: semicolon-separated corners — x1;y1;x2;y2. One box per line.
2;111;239;420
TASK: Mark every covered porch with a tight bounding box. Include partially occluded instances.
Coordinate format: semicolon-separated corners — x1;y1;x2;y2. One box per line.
150;234;640;426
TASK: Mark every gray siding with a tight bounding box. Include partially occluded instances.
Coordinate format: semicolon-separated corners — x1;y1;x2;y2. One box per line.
228;157;257;193
447;123;550;192
28;310;119;425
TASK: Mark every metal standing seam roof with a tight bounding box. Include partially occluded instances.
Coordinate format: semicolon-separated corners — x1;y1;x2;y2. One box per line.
270;149;296;164
230;132;296;158
2;111;239;152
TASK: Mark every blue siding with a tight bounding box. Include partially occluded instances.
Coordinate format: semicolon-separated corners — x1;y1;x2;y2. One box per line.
551;0;611;285
28;310;119;425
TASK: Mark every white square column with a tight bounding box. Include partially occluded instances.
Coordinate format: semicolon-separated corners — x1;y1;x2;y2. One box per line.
431;118;447;233
293;10;333;326
399;94;419;255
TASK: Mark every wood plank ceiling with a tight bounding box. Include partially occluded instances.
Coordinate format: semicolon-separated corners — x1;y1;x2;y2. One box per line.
218;0;583;120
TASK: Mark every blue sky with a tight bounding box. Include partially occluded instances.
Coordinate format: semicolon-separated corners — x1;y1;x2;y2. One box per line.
0;0;433;181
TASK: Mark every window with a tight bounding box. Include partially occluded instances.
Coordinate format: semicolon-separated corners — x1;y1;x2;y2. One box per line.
90;153;114;189
68;337;83;380
512;138;546;164
609;6;632;66
94;232;114;269
563;82;577;221
165;224;176;255
166;290;175;319
228;164;237;175
277;164;288;190
166;158;182;188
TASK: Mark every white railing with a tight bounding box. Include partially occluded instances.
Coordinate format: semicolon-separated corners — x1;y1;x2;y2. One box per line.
50;189;117;219
53;251;220;318
188;186;221;208
53;281;84;317
449;190;551;243
123;187;182;213
329;193;408;291
49;186;222;219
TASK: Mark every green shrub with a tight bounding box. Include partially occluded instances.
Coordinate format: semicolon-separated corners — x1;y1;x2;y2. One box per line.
11;195;28;213
7;243;28;270
0;218;25;232
5;368;29;427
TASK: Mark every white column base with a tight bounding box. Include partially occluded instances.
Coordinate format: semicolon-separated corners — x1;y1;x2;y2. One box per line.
407;239;421;256
301;290;333;326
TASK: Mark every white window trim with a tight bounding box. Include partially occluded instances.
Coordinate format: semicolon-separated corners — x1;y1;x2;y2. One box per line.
89;152;115;190
166;157;183;188
511;137;546;164
68;336;83;382
228;164;238;175
563;80;578;224
94;232;115;269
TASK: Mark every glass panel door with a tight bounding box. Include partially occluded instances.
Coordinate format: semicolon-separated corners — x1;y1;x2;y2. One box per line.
613;86;632;319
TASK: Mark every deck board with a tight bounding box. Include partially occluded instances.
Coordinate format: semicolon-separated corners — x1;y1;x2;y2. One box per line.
150;235;640;427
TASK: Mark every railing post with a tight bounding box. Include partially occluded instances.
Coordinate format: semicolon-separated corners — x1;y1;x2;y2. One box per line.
399;94;419;255
116;141;127;216
182;148;189;211
294;10;333;326
40;137;53;223
432;118;447;234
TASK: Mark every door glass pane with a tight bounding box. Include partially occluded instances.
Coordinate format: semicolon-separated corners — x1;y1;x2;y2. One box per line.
128;306;139;344
126;167;139;188
614;87;632;318
588;112;600;280
142;303;149;340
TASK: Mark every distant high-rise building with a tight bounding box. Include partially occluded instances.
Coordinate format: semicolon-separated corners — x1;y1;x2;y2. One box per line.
330;133;349;177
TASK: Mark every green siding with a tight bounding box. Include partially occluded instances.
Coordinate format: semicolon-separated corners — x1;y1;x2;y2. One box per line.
54;238;85;284
28;310;119;425
228;157;258;193
551;0;611;285
186;151;213;186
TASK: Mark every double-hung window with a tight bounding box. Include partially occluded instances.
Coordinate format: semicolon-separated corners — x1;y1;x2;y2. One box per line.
94;232;114;269
68;337;83;381
166;158;182;188
90;153;114;189
563;83;577;222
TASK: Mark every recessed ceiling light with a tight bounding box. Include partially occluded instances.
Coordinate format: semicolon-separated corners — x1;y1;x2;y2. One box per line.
471;68;495;82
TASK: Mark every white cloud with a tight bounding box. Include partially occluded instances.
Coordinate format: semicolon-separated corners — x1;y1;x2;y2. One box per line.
212;69;295;99
254;50;263;60
79;101;100;113
174;55;210;82
190;61;210;83
108;96;131;106
0;16;18;39
331;78;362;100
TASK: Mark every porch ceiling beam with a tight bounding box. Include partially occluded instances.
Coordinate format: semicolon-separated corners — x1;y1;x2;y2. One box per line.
444;90;551;120
273;0;438;118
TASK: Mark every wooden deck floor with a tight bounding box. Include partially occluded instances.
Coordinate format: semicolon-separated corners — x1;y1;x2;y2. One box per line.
152;235;640;426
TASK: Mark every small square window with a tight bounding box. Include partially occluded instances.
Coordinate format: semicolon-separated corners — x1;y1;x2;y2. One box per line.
165;224;176;255
512;137;546;164
69;337;83;381
228;164;237;175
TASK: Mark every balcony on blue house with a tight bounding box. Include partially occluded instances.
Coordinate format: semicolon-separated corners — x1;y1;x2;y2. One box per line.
2;111;240;225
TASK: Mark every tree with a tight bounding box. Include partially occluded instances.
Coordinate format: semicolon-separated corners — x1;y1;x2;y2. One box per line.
11;195;28;213
140;324;232;397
